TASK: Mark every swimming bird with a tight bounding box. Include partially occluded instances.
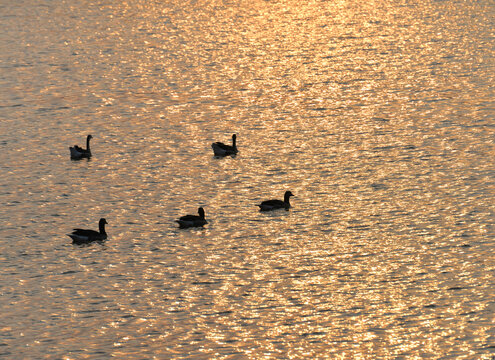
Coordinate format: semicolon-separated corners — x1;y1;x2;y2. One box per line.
257;191;294;211
211;134;238;156
67;218;108;244
176;207;207;228
70;134;92;159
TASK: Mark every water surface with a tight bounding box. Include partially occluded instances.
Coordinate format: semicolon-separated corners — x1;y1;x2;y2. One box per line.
0;0;494;358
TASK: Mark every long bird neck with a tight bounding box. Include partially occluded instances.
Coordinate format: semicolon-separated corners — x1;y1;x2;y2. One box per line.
86;136;91;151
284;193;291;203
232;136;237;149
99;222;106;234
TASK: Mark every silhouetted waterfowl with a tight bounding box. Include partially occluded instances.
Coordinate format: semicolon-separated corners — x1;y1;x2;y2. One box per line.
176;207;207;228
70;134;92;159
212;134;238;156
68;218;107;244
257;191;294;211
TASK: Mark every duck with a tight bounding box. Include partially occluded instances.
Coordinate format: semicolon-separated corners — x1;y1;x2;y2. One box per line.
70;134;92;159
211;134;238;156
176;207;207;228
67;218;108;244
257;191;294;211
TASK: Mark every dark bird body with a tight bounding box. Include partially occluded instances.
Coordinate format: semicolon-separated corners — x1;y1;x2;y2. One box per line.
258;191;295;211
68;218;107;244
176;207;207;228
70;135;92;159
212;134;238;156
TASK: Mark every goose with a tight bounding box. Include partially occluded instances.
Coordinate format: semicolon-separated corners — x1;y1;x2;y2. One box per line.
70;134;92;159
257;191;294;211
68;218;107;244
211;134;238;156
176;207;207;228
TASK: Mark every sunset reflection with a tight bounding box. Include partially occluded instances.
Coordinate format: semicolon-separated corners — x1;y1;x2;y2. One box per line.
0;0;493;358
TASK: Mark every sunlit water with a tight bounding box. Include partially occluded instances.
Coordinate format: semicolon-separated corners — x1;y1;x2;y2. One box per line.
1;0;494;358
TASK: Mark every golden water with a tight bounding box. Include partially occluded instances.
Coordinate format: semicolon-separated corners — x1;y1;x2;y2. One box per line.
0;0;494;358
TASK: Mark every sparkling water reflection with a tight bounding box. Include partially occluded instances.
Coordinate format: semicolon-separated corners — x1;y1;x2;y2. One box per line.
0;0;494;358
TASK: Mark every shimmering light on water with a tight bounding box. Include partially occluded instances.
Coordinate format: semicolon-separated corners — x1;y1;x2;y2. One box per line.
0;0;494;358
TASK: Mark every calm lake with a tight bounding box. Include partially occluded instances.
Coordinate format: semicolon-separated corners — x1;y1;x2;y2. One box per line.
0;0;494;358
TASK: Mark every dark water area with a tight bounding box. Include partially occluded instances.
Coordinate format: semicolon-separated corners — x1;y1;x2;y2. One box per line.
0;0;494;358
